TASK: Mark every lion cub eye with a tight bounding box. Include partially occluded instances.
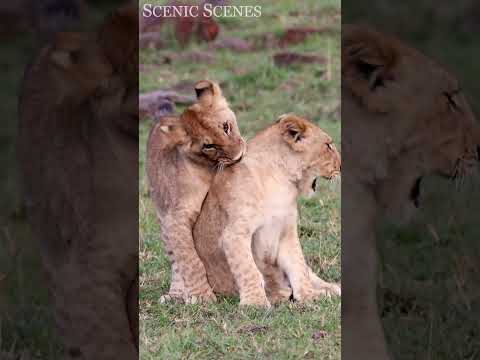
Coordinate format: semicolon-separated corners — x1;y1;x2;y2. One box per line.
326;143;333;150
202;143;216;151
223;122;231;135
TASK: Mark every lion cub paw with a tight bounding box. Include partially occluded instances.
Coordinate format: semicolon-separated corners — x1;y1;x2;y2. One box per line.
311;282;341;298
267;288;293;304
239;295;271;308
159;293;184;304
183;289;217;305
295;284;339;303
323;282;341;297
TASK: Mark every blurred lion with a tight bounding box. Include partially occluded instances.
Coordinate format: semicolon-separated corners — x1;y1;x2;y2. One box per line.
342;24;479;360
17;4;139;358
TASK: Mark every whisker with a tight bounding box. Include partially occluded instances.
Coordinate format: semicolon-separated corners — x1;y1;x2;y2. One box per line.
216;161;225;174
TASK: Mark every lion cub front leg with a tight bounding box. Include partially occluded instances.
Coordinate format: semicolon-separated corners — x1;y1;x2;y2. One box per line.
221;222;271;308
159;260;184;303
261;265;293;304
161;216;216;304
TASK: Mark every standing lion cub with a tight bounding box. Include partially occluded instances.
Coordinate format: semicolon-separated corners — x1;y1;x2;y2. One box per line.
147;80;246;304
194;114;341;307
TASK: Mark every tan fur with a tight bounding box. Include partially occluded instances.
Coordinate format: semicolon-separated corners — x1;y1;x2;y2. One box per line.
146;80;246;304
342;25;480;359
98;3;138;89
28;31;113;103
193;114;341;307
96;3;138;138
17;10;138;360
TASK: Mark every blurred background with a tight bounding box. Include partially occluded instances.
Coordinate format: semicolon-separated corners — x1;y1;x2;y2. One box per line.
0;1;127;358
344;1;480;359
344;0;480;115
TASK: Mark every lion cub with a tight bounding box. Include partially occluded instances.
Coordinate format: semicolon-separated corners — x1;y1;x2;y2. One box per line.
194;114;341;307
147;81;246;304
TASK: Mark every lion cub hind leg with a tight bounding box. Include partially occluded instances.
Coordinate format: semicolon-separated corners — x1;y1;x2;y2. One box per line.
308;267;341;297
160;217;217;304
221;222;271;308
277;218;331;303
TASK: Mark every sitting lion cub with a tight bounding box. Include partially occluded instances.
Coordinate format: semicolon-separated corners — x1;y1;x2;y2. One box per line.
147;80;246;304
193;114;341;307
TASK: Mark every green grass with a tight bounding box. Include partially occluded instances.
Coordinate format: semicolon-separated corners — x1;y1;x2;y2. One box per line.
378;176;480;359
139;1;341;359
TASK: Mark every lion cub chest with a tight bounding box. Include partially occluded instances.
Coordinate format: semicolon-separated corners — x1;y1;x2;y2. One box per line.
251;189;296;266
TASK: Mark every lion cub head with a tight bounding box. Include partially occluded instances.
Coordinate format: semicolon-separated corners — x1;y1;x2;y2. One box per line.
342;25;479;213
158;80;246;168
47;31;115;104
274;114;341;197
44;3;138;130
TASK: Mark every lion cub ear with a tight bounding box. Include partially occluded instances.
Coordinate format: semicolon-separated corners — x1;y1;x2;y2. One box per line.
194;80;223;107
156;117;187;144
279;114;309;151
342;25;397;111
